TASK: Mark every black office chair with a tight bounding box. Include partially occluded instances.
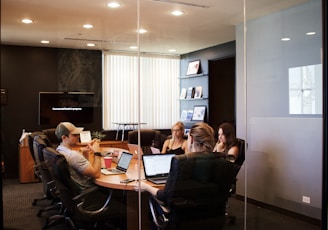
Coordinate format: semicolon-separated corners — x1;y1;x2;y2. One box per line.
225;138;246;224
42;128;60;148
33;134;62;217
128;129;166;154
148;152;235;230
27;131;44;205
42;147;119;230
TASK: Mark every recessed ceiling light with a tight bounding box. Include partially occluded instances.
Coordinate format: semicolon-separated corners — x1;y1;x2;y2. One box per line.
40;40;50;44
281;37;290;41
21;18;33;24
168;49;176;52
130;46;138;49
107;2;120;8
171;10;185;16
306;32;316;35
137;29;147;34
83;24;94;29
87;43;95;47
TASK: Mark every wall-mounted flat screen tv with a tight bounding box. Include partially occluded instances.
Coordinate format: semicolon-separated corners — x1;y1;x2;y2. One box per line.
39;92;95;126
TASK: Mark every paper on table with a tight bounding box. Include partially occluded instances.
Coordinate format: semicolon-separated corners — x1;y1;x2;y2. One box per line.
80;131;92;143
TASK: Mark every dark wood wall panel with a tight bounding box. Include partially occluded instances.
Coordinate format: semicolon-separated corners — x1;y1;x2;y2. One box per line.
1;45;102;178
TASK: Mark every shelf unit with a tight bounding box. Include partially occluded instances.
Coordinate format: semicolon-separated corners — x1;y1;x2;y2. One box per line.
179;72;209;128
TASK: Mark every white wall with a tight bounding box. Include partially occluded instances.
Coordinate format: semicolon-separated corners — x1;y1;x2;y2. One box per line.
236;0;322;219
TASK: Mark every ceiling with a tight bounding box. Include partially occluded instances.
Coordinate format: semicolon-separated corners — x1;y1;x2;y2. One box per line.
1;0;309;55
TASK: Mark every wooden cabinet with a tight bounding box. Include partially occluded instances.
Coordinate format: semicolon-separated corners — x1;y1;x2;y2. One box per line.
19;145;39;183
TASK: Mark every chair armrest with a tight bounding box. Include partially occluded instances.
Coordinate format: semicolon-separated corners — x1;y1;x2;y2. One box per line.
148;195;170;229
72;186;99;201
46;180;60;201
73;187;112;216
152;196;170;213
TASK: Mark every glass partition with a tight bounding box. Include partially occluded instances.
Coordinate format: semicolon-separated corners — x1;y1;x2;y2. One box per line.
137;0;323;229
133;0;324;229
236;0;323;229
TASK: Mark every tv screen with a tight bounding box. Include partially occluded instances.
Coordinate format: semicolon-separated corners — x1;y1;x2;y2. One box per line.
39;92;95;125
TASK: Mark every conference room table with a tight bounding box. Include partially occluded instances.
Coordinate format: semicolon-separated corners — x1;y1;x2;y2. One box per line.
94;147;164;230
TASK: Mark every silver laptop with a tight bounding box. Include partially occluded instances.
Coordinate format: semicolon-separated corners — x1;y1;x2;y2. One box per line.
142;153;175;184
101;152;133;175
128;144;144;159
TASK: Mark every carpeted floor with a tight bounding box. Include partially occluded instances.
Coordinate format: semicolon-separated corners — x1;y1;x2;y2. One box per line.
2;178;322;230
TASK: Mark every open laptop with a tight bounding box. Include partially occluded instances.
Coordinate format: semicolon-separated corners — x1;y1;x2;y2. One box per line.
142;153;175;184
128;144;144;159
101;152;133;175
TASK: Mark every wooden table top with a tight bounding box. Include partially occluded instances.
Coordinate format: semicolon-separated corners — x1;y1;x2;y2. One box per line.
94;147;164;191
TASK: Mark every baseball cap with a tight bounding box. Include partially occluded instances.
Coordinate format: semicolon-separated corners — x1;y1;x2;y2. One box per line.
55;122;84;139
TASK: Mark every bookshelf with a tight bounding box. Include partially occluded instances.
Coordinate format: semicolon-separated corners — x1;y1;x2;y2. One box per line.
179;71;208;127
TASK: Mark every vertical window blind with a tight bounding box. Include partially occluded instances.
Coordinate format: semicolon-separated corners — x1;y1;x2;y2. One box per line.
103;52;180;130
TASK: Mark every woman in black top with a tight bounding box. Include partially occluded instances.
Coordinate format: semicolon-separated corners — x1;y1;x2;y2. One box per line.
213;122;239;160
161;121;187;155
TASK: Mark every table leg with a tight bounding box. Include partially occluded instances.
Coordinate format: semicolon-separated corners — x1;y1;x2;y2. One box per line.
121;125;126;141
116;125;120;140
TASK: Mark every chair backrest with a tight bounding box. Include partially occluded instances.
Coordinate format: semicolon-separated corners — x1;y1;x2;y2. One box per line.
128;129;164;154
33;134;54;196
161;152;235;218
42;128;60;148
43;147;81;214
28;131;43;162
234;138;245;176
33;134;52;164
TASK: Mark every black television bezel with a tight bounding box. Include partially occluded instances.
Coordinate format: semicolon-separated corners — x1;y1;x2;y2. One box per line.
38;91;95;126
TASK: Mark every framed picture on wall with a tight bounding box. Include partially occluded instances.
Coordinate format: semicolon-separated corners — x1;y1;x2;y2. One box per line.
186;60;200;75
192;105;206;121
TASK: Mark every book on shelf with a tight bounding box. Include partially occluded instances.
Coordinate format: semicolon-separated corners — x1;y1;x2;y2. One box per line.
194;86;203;98
179;110;188;121
186;87;195;99
180;88;187;99
180;109;194;122
185;109;194;121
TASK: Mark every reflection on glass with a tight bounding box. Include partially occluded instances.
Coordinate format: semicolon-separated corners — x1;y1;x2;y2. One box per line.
288;64;322;114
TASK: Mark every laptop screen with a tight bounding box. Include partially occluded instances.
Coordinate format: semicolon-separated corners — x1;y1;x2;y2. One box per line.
117;152;133;171
143;154;175;177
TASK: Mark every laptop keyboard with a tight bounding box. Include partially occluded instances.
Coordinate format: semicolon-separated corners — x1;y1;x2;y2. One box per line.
101;168;124;175
149;177;168;184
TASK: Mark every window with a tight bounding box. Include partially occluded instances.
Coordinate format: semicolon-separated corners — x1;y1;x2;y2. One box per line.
103;52;180;130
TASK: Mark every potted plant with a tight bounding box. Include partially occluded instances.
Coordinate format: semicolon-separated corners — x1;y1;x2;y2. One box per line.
91;131;106;141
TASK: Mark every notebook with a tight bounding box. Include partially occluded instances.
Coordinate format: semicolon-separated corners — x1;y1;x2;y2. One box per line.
128;144;144;159
150;147;161;154
101;152;133;175
142;153;175;184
